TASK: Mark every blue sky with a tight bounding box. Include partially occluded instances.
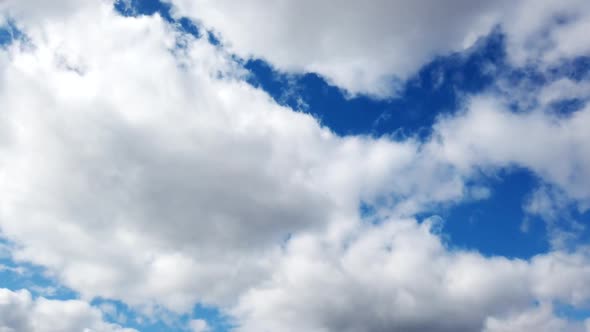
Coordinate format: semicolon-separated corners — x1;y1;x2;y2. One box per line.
1;0;590;331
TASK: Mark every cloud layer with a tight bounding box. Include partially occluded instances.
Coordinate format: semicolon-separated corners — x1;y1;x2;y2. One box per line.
0;0;589;331
167;0;590;97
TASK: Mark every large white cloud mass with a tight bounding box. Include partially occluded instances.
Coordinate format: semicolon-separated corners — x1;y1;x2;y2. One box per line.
0;0;589;331
167;0;590;97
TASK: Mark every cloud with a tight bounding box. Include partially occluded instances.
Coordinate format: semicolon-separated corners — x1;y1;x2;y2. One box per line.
189;319;210;332
165;0;590;97
0;288;136;332
0;1;589;331
432;95;590;211
166;0;505;97
0;0;101;26
501;0;590;67
0;263;25;275
484;303;590;332
538;79;590;106
231;219;590;332
0;0;446;311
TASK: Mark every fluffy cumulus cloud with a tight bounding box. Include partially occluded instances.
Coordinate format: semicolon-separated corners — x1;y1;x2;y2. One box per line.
0;0;589;331
0;1;437;310
166;0;590;97
232;219;590;332
166;0;506;97
0;288;136;332
502;0;590;67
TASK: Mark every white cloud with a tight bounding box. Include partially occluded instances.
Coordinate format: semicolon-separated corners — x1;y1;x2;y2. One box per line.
501;0;590;67
166;0;505;97
483;303;590;332
189;319;210;332
530;249;590;306
0;0;449;312
0;288;136;332
432;95;590;211
0;0;105;27
538;78;590;106
166;0;590;97
0;1;589;332
429;92;590;248
231;219;590;332
522;184;586;249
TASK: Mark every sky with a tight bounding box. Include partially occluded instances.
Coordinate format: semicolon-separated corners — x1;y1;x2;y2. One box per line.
0;0;590;331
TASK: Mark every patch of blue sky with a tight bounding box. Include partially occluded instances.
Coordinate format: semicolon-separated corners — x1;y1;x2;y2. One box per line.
547;56;590;82
556;302;590;322
245;61;389;136
191;304;234;332
245;31;505;139
91;298;175;332
546;98;587;117
0;255;77;300
114;0;202;40
0;20;23;48
433;168;589;259
114;0;173;22
358;168;552;259
438;168;549;259
90;298;232;332
0;28;11;46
